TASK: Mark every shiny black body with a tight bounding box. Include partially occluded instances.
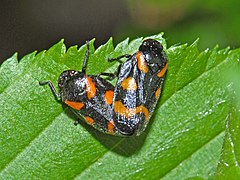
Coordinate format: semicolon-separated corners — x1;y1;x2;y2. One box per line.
40;39;168;136
112;39;168;135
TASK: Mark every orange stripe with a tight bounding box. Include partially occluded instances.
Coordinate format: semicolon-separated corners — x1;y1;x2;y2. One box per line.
155;87;161;99
108;120;115;134
64;100;84;110
104;90;114;105
136;51;148;73
121;77;137;90
86;76;96;99
157;63;168;77
114;101;150;120
85;116;94;124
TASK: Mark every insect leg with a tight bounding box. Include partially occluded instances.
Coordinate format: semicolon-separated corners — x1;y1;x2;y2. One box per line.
74;118;81;126
39;81;61;100
97;64;122;80
108;54;132;63
98;72;116;79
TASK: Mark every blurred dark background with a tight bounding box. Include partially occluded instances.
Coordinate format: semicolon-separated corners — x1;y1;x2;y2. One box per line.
1;0;240;65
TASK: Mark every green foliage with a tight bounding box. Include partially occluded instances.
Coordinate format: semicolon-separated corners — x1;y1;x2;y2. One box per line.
0;33;239;179
123;0;240;51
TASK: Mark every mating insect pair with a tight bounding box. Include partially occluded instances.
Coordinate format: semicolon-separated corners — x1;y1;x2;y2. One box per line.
39;39;168;136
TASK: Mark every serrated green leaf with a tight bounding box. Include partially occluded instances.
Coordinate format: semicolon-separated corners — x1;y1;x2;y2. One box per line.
215;107;240;180
0;33;239;179
215;62;240;179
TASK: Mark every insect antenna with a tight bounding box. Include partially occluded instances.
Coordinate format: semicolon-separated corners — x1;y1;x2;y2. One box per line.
82;41;90;74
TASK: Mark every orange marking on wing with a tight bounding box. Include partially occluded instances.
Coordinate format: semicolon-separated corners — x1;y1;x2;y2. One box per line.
136;105;150;121
136;51;148;73
155;87;161;99
114;101;150;120
104;90;114;105
85;116;94;124
108;120;115;134
121;77;137;90
157;63;168;77
86;76;96;99
64;100;84;110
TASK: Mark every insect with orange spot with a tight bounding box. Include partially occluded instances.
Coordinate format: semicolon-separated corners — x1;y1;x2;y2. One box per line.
40;39;168;136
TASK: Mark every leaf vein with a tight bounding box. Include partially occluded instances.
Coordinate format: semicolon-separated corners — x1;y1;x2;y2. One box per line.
0;111;66;173
161;130;225;178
